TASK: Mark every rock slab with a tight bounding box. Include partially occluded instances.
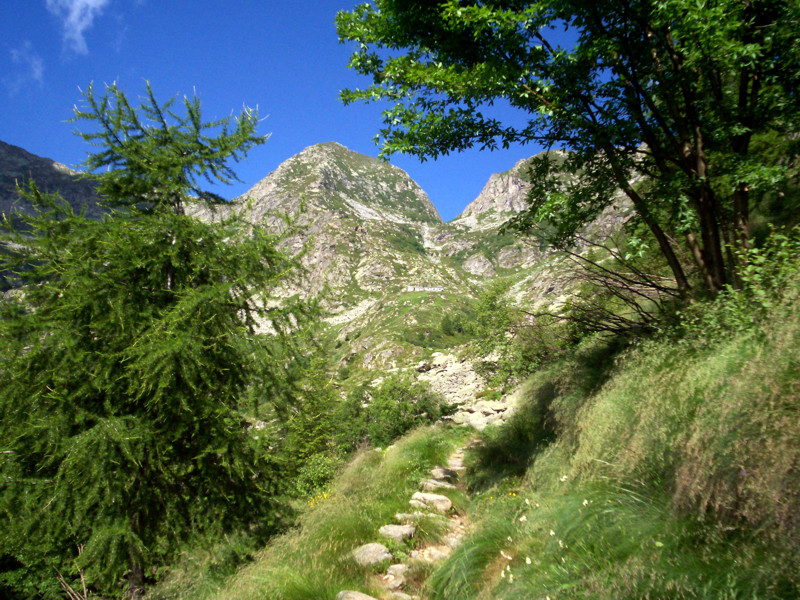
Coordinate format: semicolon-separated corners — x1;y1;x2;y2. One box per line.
379;523;416;541
352;543;392;566
411;492;452;513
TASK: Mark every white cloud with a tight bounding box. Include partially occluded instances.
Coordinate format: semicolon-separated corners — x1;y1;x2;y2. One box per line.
46;0;111;55
4;41;44;95
11;42;44;84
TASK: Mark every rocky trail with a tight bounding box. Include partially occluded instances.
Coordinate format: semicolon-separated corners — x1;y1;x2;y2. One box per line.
337;447;473;600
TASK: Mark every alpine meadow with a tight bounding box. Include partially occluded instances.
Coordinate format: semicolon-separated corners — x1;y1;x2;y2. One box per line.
1;1;800;599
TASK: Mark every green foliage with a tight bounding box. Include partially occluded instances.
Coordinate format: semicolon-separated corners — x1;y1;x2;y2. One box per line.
388;223;426;255
336;375;453;451
293;453;344;499
678;227;800;338
465;281;571;388
0;84;309;598
364;375;451;447
338;0;800;296
282;362;341;464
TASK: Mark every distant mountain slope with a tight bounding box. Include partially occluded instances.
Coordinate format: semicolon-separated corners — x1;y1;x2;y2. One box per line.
235;142;441;228
453;156;532;229
0;139;99;218
1;140;626;373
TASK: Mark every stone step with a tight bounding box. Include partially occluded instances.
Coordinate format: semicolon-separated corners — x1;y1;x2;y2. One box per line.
351;543;392;566
393;511;434;522
420;478;456;491
336;591;380;600
378;523;415;542
409;544;452;563
429;465;459;482
382;563;408;590
447;455;465;470
410;491;452;512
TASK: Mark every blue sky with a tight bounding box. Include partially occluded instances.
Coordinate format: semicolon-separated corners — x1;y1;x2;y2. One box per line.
0;0;538;221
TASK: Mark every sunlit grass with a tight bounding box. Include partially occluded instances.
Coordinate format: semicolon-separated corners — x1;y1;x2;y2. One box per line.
202;425;471;600
430;276;800;599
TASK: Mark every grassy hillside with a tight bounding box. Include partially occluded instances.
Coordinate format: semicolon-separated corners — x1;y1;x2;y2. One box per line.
157;238;800;600
437;274;800;599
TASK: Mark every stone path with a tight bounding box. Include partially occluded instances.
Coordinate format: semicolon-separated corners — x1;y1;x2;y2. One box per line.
338;447;470;600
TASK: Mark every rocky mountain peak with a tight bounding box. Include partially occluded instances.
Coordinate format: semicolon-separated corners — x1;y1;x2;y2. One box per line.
0;139;99;218
236;142;441;226
452;156;532;230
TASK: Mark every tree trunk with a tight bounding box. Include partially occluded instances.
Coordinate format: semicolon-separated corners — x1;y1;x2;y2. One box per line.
696;187;727;293
127;555;144;600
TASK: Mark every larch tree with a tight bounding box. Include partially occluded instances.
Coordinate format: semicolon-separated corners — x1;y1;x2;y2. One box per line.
0;83;309;599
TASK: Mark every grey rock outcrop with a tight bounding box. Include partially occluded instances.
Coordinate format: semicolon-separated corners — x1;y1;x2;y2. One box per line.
352;542;392;566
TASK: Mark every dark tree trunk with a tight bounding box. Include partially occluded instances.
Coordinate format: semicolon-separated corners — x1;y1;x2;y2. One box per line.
127;556;144;600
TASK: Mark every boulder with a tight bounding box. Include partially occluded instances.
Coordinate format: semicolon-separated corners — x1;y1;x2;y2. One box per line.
379;523;416;541
352;543;392;566
411;492;452;513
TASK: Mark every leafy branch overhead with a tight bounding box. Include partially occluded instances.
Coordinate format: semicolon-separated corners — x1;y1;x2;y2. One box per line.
337;0;800;297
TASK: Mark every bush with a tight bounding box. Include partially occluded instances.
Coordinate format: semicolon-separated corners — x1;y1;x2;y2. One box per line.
365;375;451;447
678;227;800;339
294;453;344;499
336;375;453;450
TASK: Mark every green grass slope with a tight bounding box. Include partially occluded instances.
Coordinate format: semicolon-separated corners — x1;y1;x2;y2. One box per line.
436;275;800;599
153;254;800;600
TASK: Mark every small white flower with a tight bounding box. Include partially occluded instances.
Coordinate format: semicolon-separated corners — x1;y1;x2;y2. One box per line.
525;498;531;505
583;498;589;506
500;550;513;560
560;474;568;482
525;556;532;564
549;529;555;536
507;536;513;543
558;539;564;548
506;564;511;572
535;503;540;509
519;515;527;522
500;570;505;578
509;573;514;583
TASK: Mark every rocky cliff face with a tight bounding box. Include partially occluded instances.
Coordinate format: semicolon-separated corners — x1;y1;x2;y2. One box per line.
454;157;532;230
0;140;99;218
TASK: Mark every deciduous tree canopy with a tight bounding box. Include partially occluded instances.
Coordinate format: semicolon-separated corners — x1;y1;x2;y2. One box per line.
337;0;800;297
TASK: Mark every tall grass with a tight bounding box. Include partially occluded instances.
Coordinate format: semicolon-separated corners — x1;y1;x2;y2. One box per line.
432;267;800;599
179;425;471;600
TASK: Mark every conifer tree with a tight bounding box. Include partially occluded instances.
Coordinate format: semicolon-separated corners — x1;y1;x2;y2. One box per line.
0;83;308;598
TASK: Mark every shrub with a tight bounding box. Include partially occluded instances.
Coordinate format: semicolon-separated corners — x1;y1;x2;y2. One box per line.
294;453;344;499
364;375;451;447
